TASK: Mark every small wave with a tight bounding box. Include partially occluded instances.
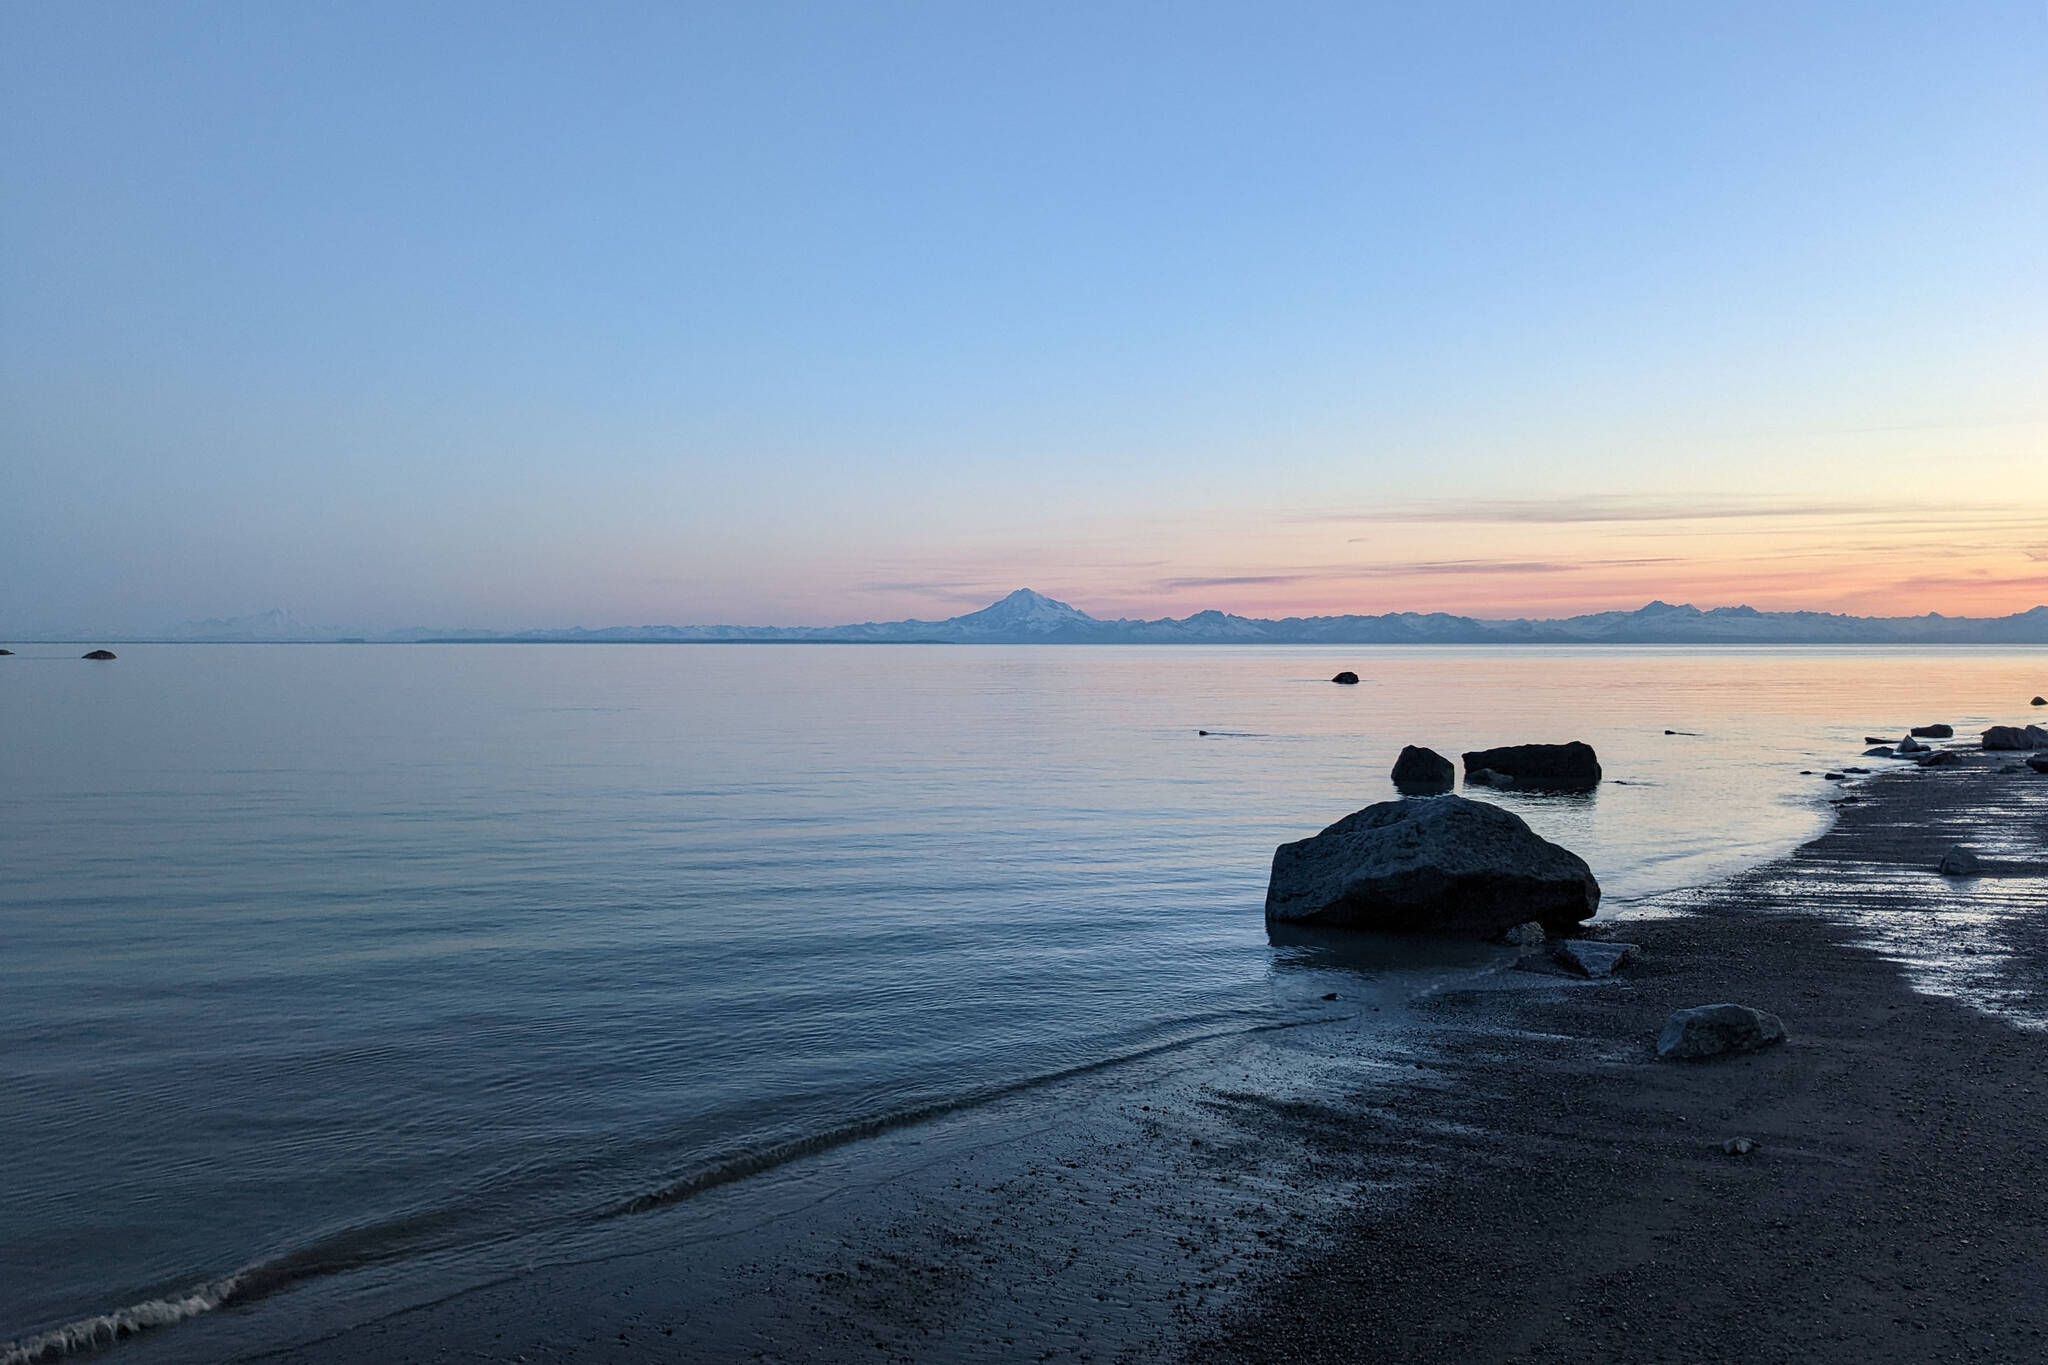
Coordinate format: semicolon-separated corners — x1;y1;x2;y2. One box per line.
2;1277;238;1365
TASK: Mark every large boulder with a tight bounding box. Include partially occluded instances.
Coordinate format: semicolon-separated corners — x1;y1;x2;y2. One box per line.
2031;725;2048;746
1657;1004;1787;1060
1982;726;2038;751
1265;795;1599;936
1390;744;1456;793
1460;741;1601;792
1911;723;1954;738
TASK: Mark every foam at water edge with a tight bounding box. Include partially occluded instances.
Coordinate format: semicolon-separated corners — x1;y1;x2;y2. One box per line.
1;1275;241;1365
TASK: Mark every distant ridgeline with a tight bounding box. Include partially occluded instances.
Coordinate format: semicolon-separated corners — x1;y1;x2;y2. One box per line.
42;591;2048;645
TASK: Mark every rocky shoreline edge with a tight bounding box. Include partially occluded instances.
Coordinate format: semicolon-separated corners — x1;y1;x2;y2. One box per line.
1191;748;2048;1365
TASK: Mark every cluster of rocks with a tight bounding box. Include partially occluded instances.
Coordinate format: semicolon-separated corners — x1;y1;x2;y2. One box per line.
1982;724;2048;751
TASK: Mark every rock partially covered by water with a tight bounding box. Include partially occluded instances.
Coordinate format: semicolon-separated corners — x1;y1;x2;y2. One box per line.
1911;723;1953;739
1939;846;1982;877
1982;726;2038;751
1390;744;1455;793
1863;746;1896;758
1918;751;1962;767
1265;795;1599;936
1657;1004;1787;1060
2034;696;2046;706
1331;671;1360;685
1459;741;1601;792
1896;736;1930;754
2029;756;2048;774
81;649;117;660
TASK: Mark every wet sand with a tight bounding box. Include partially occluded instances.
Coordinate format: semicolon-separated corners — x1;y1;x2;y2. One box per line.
127;750;2047;1365
1195;751;2048;1365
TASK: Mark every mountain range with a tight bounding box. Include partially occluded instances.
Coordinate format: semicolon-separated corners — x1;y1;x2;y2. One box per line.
55;589;2048;645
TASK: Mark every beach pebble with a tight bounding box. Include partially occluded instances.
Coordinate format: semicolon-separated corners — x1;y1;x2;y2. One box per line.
1551;940;1639;978
1657;1004;1787;1061
1723;1136;1757;1157
1939;846;1981;877
1501;921;1545;947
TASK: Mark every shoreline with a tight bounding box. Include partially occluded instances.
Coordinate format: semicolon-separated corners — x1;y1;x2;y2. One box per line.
1195;749;2048;1363
31;743;2048;1364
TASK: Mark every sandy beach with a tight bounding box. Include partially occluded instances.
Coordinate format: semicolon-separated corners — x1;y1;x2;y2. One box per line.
100;745;2047;1365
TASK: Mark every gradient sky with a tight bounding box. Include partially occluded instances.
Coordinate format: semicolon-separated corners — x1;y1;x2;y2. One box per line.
4;1;2046;633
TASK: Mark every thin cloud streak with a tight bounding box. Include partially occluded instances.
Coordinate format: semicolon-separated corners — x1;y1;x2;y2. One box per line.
1311;497;2001;526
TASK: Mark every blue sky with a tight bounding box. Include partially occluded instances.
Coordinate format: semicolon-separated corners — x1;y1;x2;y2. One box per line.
4;1;2045;632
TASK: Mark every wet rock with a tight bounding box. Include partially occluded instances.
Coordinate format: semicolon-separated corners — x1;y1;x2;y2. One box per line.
1265;795;1600;936
0;648;13;656
1918;751;1961;767
1822;772;1846;781
1331;671;1360;685
81;650;116;660
1723;1136;1757;1157
1501;921;1545;947
1896;736;1929;754
1552;940;1638;978
1862;736;1895;745
1320;992;1338;1001
1981;726;2036;751
2033;696;2046;706
2029;756;2048;774
1843;767;1871;774
2030;725;2048;746
1459;741;1601;793
1939;846;1981;877
1863;747;1895;758
1465;768;1515;789
1657;1004;1787;1060
1911;724;1953;738
1390;745;1456;793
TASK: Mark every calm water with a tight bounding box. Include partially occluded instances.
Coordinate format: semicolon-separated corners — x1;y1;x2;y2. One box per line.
3;643;2044;1356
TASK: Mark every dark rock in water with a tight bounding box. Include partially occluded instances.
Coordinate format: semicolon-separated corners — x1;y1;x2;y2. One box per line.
0;648;13;655
1265;794;1600;936
2028;756;2048;774
1939;846;1981;877
1197;730;1209;736
1822;772;1845;781
1863;747;1895;758
1843;767;1870;774
1390;744;1456;793
1657;1004;1787;1060
1896;736;1929;754
1862;736;1895;746
2033;696;2046;706
81;649;117;660
1918;751;1961;767
1465;768;1515;789
1459;741;1601;793
1981;726;2036;751
1320;992;1338;1001
1331;671;1360;685
1552;940;1638;978
1911;723;1953;738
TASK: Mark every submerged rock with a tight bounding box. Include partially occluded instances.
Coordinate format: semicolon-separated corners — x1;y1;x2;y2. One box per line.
1459;741;1601;793
1982;726;2037;751
1265;795;1600;936
1896;736;1929;754
1939;846;1982;877
1390;745;1456;793
1552;940;1638;978
1465;767;1515;789
1331;671;1360;685
2029;756;2048;774
1657;1004;1787;1060
1863;746;1895;758
1911;723;1954;739
1918;751;1962;767
81;649;116;660
1862;736;1895;745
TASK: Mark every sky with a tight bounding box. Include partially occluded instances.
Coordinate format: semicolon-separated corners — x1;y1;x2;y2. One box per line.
4;1;2046;634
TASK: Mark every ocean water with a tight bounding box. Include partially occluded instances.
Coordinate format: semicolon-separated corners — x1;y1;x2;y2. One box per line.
3;643;2044;1358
